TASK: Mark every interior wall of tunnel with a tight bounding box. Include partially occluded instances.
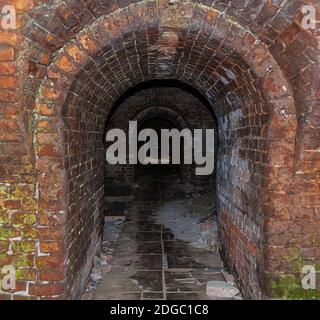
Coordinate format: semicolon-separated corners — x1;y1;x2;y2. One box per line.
2;0;319;300
32;4;297;299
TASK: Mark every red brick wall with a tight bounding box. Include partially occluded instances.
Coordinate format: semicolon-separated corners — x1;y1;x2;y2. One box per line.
0;0;319;299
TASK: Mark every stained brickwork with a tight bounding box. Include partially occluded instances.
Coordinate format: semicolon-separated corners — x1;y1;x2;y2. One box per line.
0;0;319;299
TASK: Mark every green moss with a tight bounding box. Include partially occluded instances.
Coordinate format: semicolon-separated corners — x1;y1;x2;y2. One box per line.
12;240;35;253
0;184;9;197
0;253;32;268
0;212;9;224
12;186;26;198
12;213;37;227
14;255;33;268
283;247;305;273
15;268;36;281
24;213;37;225
0;227;18;240
270;248;320;300
21;227;38;239
272;274;320;300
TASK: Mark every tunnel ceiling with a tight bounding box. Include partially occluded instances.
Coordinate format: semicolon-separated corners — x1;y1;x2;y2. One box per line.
31;1;298;122
20;1;318;147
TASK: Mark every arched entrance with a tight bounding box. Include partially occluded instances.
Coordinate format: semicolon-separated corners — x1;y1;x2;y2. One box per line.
3;0;318;300
32;3;296;299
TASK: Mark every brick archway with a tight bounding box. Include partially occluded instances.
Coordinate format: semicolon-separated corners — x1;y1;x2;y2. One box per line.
2;0;319;300
32;3;296;299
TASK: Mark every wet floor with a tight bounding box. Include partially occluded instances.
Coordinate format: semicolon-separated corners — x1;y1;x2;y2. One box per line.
84;169;236;300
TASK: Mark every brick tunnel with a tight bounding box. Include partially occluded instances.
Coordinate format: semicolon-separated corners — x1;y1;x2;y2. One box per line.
0;0;319;300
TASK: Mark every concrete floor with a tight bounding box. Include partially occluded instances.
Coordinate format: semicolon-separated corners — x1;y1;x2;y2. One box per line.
83;168;239;300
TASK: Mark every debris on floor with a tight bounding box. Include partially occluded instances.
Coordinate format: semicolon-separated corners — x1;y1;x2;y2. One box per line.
82;216;125;299
206;280;240;298
156;188;218;252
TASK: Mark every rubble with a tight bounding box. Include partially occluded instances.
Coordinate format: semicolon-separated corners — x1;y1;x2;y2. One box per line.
82;216;124;297
157;187;218;251
206;281;240;298
223;271;235;286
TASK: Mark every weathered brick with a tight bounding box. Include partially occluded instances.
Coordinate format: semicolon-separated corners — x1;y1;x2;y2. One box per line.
35;255;64;269
0;61;16;74
39;269;64;281
54;55;77;73
12;240;36;253
12;213;37;227
0;0;318;301
0;46;15;61
29;283;64;296
40;241;63;253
